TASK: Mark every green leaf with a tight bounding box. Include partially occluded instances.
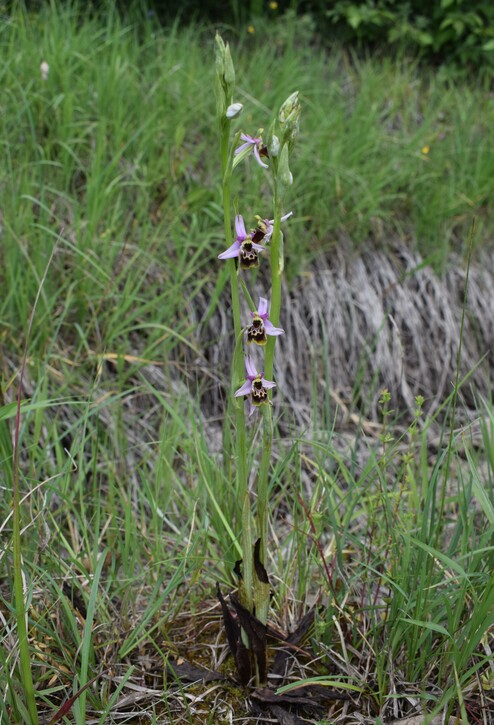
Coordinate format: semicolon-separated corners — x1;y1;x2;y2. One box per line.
277;676;364;695
399;617;452;639
347;8;363;30
406;536;469;580
417;31;434;46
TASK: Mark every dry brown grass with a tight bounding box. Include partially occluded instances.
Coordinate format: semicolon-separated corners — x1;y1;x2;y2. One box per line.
196;243;494;431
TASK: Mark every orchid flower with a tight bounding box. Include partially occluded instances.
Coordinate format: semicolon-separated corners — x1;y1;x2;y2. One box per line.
235;133;269;169
235;356;276;415
246;297;284;346
251;211;293;244
218;214;265;269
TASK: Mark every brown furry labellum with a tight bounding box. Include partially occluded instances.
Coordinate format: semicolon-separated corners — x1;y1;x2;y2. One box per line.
247;316;267;345
240;241;259;269
251;377;269;406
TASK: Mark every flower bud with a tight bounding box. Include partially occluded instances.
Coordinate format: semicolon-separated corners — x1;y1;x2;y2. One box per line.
224;44;236;97
226;102;243;119
215;33;226;77
279;91;301;147
279;91;300;124
268;133;280;157
215;34;235;105
278;144;293;189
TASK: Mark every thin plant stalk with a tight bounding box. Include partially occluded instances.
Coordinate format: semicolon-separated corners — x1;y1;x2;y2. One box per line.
254;182;282;623
219;92;253;613
256;97;300;604
254;405;273;625
264;182;282;382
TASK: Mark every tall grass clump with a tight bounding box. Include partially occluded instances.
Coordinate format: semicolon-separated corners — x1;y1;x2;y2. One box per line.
276;391;494;721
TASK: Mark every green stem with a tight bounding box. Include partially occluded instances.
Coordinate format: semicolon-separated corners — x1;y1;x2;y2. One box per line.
264;182;282;382
221;122;252;612
240;490;254;612
255;405;273;623
253;183;283;630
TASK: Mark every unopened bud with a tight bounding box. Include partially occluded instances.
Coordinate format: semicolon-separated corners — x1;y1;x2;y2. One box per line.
224;44;236;97
215;33;226;77
40;61;49;81
279;91;301;147
215;34;235;104
279;91;300;124
226;102;243;119
268;133;280;157
278;144;293;189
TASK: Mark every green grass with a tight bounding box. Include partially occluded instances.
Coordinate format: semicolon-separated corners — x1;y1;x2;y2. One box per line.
1;2;494;723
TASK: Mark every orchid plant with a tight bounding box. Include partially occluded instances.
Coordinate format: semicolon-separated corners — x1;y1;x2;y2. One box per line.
215;34;300;687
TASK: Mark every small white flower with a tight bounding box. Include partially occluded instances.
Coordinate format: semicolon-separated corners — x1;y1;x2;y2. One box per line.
40;61;49;81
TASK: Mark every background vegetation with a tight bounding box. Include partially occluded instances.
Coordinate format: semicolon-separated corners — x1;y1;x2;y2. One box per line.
1;1;493;723
136;0;494;71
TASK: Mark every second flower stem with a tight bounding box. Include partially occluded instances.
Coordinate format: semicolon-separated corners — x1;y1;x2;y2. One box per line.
254;184;283;627
264;184;282;382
